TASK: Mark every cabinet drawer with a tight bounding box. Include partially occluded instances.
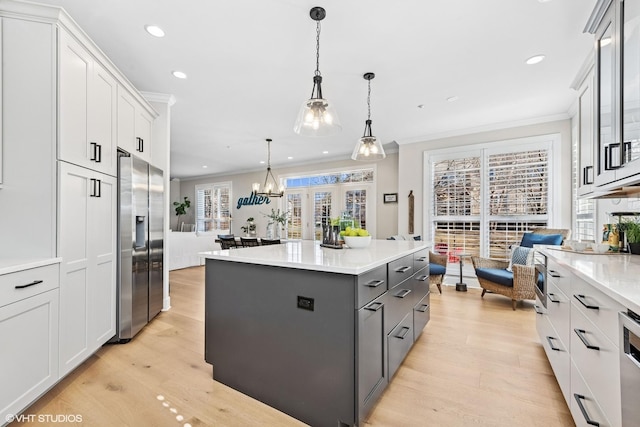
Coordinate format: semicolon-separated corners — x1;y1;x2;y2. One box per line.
413;249;429;274
571;304;621;427
383;282;415;335
546;258;571;295
547;280;571;349
356;265;387;309
387;254;414;289
570;360;614;427
538;312;570;404
571;277;623;345
411;271;430;307
413;292;430;341
0;263;59;308
388;312;413;379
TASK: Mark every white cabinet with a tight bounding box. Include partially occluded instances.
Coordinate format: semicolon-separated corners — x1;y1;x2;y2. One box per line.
58;29;117;177
58;162;117;377
117;85;153;163
0;17;56;260
0;261;59;425
576;67;596;197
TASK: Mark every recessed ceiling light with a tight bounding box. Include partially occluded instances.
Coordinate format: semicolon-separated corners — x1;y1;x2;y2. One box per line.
259;160;265;164
287;156;293;160
322;151;329;154
417;104;425;109
538;0;552;3
446;96;459;102
202;165;208;169
144;25;165;38
172;70;187;79
525;54;546;65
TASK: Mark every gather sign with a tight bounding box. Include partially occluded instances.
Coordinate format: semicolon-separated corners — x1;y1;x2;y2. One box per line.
237;193;271;209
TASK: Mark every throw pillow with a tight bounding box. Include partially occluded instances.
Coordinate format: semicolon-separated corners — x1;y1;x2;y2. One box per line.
506;245;535;272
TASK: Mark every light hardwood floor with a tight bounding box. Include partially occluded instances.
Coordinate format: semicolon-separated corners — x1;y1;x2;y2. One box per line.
17;267;574;426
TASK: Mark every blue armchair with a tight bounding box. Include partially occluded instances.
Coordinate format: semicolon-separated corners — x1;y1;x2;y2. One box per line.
471;228;570;310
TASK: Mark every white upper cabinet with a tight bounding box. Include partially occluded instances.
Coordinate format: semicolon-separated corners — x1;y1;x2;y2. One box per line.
577;67;596;197
58;29;117;177
117;85;153;163
588;0;640;189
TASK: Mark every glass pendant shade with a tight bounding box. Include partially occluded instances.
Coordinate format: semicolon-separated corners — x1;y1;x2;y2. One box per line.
352;120;386;161
294;97;341;137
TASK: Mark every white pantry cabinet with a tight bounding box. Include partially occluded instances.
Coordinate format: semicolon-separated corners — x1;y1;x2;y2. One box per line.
58;29;117;177
117;86;153;163
58;162;117;377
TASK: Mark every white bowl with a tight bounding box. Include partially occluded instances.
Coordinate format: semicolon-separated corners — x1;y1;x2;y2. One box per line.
343;235;372;248
591;243;610;253
572;241;589;252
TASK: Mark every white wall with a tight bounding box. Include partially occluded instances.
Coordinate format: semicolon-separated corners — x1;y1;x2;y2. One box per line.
174;153;399;239
397;119;574;237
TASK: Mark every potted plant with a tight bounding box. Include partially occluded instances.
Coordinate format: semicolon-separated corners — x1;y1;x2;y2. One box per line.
240;217;257;236
623;220;640;254
172;196;191;230
263;209;289;239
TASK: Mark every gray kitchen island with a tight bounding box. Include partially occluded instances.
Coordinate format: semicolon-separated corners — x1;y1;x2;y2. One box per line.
201;239;430;427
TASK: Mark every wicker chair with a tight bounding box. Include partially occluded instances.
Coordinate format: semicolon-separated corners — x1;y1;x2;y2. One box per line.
428;251;447;294
471;228;570;310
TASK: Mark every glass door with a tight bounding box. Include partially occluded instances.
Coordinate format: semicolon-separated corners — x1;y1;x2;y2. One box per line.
621;0;640;177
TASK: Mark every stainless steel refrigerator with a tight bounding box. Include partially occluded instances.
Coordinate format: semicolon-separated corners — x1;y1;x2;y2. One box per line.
115;152;164;342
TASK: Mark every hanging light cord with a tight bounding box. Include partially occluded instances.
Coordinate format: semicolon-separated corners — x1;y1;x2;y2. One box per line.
315;20;321;76
367;79;371;120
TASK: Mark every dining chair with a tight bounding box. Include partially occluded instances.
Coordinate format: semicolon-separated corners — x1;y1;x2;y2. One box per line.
260;238;281;245
240;237;260;247
218;234;238;250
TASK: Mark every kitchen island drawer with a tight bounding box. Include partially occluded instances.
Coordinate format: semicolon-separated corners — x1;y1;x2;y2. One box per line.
413;292;430;341
387;312;413;379
570;359;614;427
538;311;570;404
0;263;59;308
356;265;387;309
571;304;621;427
413;249;429;274
383;282;415;335
411;270;430;306
387;254;414;289
547;280;571;349
571;277;623;346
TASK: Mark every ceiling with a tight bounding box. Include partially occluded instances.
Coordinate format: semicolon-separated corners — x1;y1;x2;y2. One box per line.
42;0;596;179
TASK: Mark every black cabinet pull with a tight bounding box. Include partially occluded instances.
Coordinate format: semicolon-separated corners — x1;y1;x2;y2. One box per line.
548;293;560;304
96;143;102;163
394;266;411;273
574;328;600;351
574;394;600;426
364;301;383;312
96;179;101;197
395;326;410;340
90;178;97;197
548;270;560;278
394;289;411;299
583;166;594;185
416;304;429;313
364;279;384;288
574;294;599;310
90;178;102;198
415;257;427;262
90;142;98;161
136;137;144;153
415;274;428;282
15;279;43;289
546;336;561;351
605;143;622;170
534;305;544;315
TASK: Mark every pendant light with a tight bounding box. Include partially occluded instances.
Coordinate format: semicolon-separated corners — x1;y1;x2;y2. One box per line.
293;6;341;137
352;72;386;161
252;139;284;198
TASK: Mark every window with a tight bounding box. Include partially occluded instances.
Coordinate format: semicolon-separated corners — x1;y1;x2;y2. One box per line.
428;136;555;261
195;182;231;233
572;132;596;241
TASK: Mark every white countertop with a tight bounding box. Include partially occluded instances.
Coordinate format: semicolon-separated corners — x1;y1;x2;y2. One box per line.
0;257;62;275
540;247;640;313
200;239;429;275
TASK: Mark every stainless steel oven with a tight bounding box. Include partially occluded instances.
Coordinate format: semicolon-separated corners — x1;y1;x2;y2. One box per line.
620;309;640;427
